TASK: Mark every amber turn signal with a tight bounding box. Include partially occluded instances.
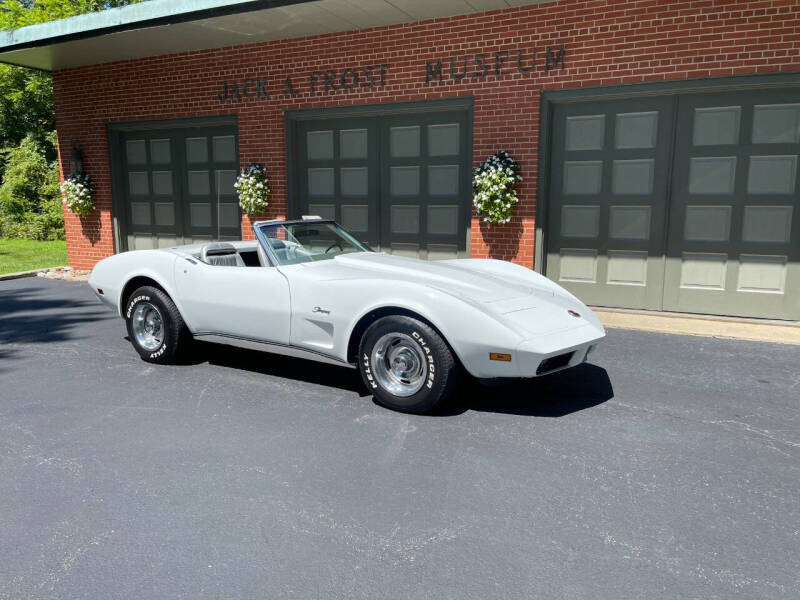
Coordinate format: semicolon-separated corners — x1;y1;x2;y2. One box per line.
489;352;512;362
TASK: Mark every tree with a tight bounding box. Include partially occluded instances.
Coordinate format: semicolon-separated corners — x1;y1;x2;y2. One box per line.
0;0;146;237
0;1;142;30
0;1;147;164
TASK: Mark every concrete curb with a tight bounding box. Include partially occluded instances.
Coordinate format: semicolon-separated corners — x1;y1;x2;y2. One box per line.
0;268;51;282
0;266;90;283
595;308;800;346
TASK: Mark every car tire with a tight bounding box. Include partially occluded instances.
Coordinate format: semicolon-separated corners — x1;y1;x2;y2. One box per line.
124;285;188;364
358;315;460;414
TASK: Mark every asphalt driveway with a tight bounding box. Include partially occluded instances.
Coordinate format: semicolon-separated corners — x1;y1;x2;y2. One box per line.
1;277;799;600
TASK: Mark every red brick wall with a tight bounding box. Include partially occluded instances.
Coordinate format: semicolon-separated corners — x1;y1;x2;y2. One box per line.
53;0;800;269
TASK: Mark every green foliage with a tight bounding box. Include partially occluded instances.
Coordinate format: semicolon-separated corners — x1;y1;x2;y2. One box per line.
0;135;63;240
0;1;143;30
0;66;54;164
0;0;148;238
0;1;146;159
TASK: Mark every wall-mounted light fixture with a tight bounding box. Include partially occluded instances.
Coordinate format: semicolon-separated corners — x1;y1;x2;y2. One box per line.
69;142;84;175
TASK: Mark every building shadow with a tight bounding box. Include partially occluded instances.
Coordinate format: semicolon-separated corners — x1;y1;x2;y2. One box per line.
197;342;612;417
0;284;108;345
0;281;114;368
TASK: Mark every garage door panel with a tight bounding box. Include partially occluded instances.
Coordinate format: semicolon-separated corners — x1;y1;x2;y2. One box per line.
153;202;175;227
746;155;797;195
340;204;369;233
557;248;598;283
615;111;658;149
609;205;651;241
742;205;793;243
751;103;800;144
565;114;605;151
606;250;648;286
561;205;600;239
125;139;147;165
547;97;674;310
692;106;741;146
149;138;171;164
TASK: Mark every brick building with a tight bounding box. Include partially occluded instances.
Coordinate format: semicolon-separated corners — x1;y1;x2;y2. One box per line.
1;0;798;319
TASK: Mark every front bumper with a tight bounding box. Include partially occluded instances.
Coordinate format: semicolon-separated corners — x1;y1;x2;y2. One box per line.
459;322;605;379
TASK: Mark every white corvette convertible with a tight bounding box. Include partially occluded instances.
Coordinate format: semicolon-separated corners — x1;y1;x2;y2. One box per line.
89;217;605;413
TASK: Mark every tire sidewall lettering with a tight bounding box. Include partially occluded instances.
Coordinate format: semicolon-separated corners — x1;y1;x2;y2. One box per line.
126;294;151;319
362;353;378;388
411;331;436;390
126;294;166;357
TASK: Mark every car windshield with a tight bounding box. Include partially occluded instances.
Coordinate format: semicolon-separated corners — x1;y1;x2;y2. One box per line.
257;220;370;266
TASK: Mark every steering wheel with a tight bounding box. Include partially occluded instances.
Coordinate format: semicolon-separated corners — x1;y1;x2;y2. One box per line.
325;242;343;254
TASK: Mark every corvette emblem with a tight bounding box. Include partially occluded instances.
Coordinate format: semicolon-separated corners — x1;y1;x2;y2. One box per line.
568;310;581;318
312;306;331;315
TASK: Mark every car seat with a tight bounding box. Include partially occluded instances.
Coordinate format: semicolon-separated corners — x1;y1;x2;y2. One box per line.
200;242;245;267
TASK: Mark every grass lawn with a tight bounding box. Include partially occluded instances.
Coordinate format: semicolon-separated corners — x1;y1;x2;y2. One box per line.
0;238;68;275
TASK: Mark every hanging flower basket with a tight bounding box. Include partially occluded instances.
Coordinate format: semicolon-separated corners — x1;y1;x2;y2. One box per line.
61;172;95;217
472;150;522;226
235;163;270;216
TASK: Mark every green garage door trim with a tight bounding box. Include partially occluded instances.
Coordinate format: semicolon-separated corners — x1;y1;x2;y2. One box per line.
286;99;474;259
108;116;239;252
538;74;800;321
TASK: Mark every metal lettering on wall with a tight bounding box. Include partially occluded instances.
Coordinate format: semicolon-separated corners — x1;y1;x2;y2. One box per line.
425;46;566;84
217;65;389;103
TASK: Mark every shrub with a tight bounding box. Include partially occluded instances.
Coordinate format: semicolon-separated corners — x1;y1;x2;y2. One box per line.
0;135;63;240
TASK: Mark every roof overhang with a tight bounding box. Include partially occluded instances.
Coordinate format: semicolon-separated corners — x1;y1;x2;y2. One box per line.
0;0;548;72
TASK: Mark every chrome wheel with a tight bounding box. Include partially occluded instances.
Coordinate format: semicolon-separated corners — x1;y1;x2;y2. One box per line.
370;333;427;397
131;302;164;351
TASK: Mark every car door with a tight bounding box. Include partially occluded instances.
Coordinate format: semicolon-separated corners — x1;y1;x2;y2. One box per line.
175;259;291;343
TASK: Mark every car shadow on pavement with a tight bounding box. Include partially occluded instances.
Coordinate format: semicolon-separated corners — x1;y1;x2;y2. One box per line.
196;342;612;417
445;363;614;417
197;342;367;394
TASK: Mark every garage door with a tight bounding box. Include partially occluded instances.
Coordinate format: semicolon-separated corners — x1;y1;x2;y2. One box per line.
547;89;800;320
663;90;800;319
295;109;471;259
121;125;240;250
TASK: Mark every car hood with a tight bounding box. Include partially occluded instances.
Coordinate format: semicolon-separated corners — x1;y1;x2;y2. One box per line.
292;253;596;335
300;253;535;300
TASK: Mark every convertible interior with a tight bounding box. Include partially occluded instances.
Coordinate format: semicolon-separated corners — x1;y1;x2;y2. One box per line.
189;221;368;268
196;242;266;267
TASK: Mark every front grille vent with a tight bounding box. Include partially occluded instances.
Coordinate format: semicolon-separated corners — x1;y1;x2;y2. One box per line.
536;351;574;375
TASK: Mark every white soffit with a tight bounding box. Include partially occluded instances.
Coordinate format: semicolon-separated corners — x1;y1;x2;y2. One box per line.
0;0;554;71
